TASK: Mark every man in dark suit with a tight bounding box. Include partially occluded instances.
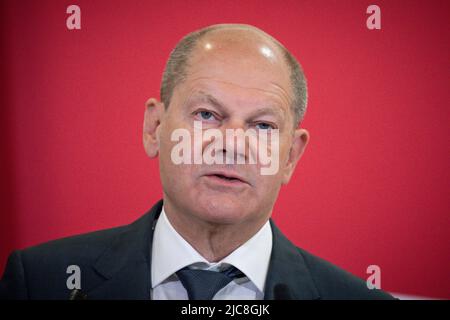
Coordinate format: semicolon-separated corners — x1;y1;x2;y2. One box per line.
0;24;394;300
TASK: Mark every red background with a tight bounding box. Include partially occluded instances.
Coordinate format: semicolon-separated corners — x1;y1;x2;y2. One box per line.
1;0;449;298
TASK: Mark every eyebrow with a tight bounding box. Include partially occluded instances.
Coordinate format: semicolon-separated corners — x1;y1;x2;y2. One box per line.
247;107;284;123
191;91;227;112
190;91;285;123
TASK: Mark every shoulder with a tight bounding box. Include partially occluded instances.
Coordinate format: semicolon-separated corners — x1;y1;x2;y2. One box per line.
20;223;129;265
1;202;161;299
296;246;395;300
0;223;131;299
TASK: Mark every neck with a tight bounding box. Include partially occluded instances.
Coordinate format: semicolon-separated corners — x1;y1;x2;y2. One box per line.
163;199;269;262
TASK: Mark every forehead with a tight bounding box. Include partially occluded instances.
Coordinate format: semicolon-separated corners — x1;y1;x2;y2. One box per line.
179;28;294;109
179;79;289;123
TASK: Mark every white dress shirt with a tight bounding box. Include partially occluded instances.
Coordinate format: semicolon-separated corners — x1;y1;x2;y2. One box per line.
151;206;273;300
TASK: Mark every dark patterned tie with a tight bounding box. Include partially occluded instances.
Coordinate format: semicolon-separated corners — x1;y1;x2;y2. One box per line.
176;266;244;300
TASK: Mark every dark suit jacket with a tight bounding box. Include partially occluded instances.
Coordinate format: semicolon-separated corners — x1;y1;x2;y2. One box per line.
0;200;394;300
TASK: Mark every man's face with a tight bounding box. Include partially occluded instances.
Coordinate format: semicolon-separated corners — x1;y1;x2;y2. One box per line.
154;29;308;226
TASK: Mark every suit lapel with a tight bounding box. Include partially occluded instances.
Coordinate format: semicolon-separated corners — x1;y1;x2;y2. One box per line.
87;200;163;299
83;200;318;300
264;220;321;300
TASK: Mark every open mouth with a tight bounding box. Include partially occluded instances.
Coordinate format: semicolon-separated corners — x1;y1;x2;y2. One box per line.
209;174;242;182
204;172;248;186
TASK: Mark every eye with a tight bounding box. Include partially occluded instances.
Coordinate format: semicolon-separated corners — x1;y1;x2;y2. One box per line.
255;122;275;130
200;111;214;120
195;110;217;121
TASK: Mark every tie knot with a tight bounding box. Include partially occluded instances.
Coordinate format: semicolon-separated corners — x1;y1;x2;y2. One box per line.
176;266;244;300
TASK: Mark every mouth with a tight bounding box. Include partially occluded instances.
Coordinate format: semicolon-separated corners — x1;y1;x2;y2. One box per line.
203;171;249;187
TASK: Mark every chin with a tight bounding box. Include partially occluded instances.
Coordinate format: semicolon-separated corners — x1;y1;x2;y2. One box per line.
194;194;253;225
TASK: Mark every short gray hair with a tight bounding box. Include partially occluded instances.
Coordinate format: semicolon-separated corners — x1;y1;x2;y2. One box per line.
160;25;308;127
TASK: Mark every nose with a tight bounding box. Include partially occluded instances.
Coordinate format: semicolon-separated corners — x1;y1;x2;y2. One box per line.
216;119;257;165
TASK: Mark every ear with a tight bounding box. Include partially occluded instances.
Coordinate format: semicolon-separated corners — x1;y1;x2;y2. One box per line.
143;98;164;158
281;128;310;184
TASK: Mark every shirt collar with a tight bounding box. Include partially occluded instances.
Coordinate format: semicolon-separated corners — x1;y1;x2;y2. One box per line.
151;206;273;294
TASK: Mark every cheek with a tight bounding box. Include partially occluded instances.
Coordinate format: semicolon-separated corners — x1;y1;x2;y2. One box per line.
248;176;282;214
158;138;194;188
249;170;281;198
276;139;293;168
